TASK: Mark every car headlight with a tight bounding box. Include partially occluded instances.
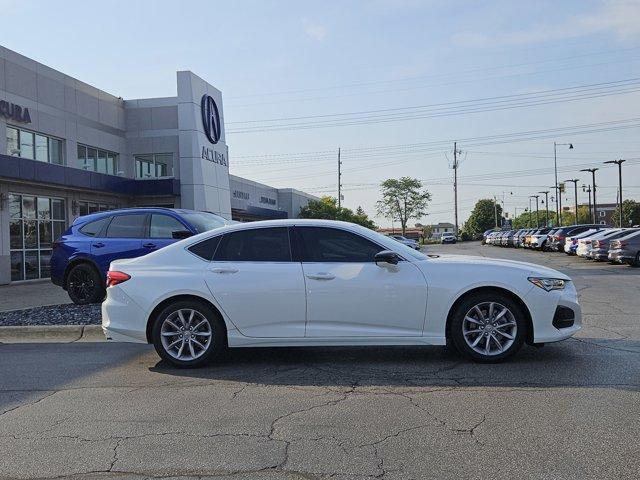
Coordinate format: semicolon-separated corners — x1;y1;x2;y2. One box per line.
528;277;566;292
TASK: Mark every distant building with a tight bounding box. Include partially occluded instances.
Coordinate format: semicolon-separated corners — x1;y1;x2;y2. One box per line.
377;227;423;241
429;222;455;239
565;203;617;226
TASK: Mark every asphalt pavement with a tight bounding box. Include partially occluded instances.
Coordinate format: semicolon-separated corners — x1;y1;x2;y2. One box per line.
0;242;638;479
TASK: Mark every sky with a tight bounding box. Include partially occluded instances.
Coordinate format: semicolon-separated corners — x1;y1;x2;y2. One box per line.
3;0;640;227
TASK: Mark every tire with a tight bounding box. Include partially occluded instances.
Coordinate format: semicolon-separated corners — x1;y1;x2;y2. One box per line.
449;291;527;363
632;252;640;268
151;300;226;368
66;263;105;305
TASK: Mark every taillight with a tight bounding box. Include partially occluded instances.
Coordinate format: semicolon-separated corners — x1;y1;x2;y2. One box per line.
106;270;130;287
619;241;627;247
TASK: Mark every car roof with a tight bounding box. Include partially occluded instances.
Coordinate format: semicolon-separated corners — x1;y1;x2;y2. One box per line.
71;207;214;225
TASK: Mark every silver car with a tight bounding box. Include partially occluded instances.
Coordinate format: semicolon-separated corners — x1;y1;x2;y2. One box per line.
389;234;421;250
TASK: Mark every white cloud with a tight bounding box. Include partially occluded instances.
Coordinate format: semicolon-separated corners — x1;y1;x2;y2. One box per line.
452;0;640;47
302;19;327;41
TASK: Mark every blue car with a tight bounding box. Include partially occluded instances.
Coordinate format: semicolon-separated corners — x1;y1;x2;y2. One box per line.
51;208;229;304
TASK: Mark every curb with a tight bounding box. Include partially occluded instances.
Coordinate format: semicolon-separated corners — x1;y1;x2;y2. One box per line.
0;325;105;343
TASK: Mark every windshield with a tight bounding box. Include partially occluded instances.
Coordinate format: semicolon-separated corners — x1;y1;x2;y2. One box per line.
182;212;230;233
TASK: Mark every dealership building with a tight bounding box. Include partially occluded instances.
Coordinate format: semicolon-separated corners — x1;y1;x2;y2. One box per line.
0;46;317;284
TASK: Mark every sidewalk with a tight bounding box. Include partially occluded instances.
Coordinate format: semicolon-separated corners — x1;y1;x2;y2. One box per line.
0;280;71;312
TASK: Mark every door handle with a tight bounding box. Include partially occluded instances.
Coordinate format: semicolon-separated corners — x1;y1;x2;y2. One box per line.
210;267;239;274
92;242;105;248
143;243;157;249
306;273;336;280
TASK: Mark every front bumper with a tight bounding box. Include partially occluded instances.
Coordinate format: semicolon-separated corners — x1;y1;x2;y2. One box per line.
525;281;582;343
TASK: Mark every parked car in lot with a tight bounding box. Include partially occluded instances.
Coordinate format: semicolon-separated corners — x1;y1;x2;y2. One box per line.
441;232;457;244
576;229;621;258
102;219;581;367
590;228;639;261
608;230;640;266
548;224;606;252
564;228;603;255
530;228;554;251
51;208;230;304
388;234;421;250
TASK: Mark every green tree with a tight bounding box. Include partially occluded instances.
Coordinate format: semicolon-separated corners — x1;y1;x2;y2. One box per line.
611;200;640;227
465;199;502;236
299;196;376;229
376;177;431;236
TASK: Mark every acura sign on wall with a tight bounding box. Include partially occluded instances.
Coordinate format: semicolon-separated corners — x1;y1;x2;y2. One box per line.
201;94;221;144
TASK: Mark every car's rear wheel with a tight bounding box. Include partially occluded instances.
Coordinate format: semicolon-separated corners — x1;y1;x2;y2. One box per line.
66;264;105;305
632;252;640;267
450;292;527;362
151;300;226;368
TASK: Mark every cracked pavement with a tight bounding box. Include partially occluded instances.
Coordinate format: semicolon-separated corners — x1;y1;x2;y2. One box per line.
0;243;639;479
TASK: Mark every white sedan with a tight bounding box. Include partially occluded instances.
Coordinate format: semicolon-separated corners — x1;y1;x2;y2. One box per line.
102;219;581;367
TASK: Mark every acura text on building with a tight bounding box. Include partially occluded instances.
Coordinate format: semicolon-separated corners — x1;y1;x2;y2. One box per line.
0;101;31;123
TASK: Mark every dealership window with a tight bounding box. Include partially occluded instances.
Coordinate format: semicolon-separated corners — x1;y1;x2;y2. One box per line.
135;153;173;178
9;194;66;281
78;201;117;217
599;211;606;217
6;126;64;165
77;144;119;175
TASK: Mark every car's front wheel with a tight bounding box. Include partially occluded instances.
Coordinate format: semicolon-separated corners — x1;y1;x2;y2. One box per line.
151;300;226;368
66;264;105;305
450;292;527;362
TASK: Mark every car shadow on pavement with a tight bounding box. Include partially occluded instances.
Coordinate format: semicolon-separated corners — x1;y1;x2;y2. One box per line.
150;339;640;391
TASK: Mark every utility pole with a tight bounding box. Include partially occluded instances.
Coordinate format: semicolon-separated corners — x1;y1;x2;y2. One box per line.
530;195;540;228
581;168;598;223
493;196;499;228
565;179;579;225
604;159;626;227
528;197;533;228
337;148;342;209
453;142;461;237
553;142;573;226
539;191;549;227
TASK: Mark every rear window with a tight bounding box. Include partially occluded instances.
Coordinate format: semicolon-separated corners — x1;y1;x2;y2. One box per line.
188;236;222;261
79;217;109;237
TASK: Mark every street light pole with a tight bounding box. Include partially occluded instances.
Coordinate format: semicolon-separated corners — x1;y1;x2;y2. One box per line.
582;184;593;222
604;159;626;228
539;191;549;227
493;196;499;228
528;197;532;228
581;168;599;224
565;179;579;225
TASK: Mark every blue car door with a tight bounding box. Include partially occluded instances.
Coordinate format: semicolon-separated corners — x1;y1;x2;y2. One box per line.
144;213;192;252
91;213;148;273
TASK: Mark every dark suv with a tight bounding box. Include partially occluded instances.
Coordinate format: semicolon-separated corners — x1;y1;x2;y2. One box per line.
51;208;229;304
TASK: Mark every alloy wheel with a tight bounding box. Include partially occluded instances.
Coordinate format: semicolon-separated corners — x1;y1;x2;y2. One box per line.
160;309;213;361
68;269;95;302
462;302;517;356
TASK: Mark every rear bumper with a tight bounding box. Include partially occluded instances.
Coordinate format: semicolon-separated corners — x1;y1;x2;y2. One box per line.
608;249;635;263
102;285;148;344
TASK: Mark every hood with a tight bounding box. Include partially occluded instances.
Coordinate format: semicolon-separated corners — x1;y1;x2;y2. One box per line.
427;254;570;280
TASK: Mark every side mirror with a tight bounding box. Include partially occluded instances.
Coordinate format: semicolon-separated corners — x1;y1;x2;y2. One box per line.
172;230;194;239
374;250;400;266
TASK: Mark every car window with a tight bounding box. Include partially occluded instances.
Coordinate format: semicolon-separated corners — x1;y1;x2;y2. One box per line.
79;217;109;237
298;226;384;263
106;214;146;238
181;212;229;233
188;236;222;261
150;214;187;239
214;227;291;262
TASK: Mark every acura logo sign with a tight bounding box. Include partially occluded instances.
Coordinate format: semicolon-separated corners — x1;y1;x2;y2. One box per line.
201;94;221;144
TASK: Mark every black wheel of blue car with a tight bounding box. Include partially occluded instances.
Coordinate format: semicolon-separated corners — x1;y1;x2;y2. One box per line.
632;252;640;267
67;264;104;305
450;291;527;363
